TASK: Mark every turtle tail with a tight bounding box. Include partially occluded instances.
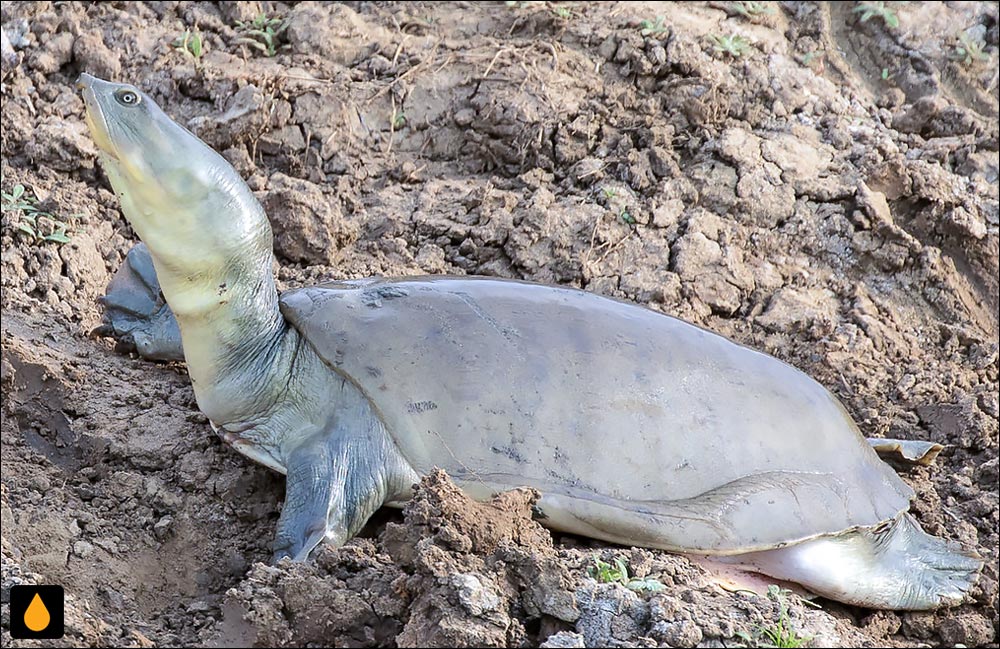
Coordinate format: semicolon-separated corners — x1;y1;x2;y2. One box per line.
720;513;982;610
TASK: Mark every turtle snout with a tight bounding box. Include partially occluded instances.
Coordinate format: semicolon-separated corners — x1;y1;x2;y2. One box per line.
76;72;97;90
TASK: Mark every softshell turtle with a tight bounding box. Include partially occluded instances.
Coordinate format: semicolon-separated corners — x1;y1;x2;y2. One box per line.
77;73;981;610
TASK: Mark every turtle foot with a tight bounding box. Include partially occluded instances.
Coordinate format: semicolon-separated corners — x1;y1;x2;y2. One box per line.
717;513;982;610
867;437;944;467
94;243;183;361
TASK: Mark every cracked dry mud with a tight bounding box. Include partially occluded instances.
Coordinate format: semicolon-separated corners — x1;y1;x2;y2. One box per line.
1;2;998;647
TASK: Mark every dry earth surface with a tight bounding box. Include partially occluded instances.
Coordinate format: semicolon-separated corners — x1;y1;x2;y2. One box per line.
1;1;998;647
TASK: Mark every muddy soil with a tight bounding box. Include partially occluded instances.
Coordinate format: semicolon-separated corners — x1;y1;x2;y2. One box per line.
1;1;998;647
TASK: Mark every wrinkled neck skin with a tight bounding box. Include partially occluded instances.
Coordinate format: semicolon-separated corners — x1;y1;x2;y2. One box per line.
159;246;289;427
106;154;293;429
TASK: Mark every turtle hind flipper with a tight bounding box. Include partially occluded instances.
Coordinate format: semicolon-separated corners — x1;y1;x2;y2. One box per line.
719;513;982;610
866;437;944;466
871;513;982;609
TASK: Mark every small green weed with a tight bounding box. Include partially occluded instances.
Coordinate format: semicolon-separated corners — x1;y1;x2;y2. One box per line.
173;29;203;60
736;585;812;649
853;2;899;29
235;13;287;57
639;16;668;38
588;557;666;593
710;33;751;58
551;4;572;19
391;109;406;129
950;31;990;66
800;50;823;70
730;1;776;19
601;187;618;200
1;182;74;244
590;556;628;583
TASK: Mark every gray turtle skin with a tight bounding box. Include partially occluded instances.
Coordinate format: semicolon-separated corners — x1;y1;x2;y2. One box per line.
78;73;982;611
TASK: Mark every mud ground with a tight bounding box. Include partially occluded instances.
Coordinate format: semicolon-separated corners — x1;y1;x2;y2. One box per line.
1;1;998;647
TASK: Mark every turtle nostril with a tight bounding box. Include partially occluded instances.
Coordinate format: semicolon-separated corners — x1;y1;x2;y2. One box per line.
75;73;95;90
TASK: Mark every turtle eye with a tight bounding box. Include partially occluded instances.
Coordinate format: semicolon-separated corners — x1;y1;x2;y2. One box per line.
114;89;141;106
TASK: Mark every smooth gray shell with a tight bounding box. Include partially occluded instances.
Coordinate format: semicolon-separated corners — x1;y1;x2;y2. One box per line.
280;276;913;554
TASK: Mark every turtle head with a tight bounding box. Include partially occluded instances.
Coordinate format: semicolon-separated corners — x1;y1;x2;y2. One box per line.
78;73;274;315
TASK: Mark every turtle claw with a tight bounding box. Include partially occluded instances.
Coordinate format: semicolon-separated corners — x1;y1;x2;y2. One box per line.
97;243;184;361
89;323;115;338
271;540;295;564
272;523;328;564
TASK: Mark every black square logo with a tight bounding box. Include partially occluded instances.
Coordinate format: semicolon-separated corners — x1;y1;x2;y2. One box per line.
9;585;65;639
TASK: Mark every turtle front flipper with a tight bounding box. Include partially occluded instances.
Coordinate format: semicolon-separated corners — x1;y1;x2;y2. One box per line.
94;243;184;361
273;415;414;562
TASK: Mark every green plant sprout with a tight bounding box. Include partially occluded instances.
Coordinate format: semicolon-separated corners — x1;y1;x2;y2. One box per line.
589;556;628;583
551;5;572;19
735;585;812;649
853;2;899;29
235;13;287;57
800;50;823;69
710;33;751;57
587;557;666;593
730;1;776;19
172;29;203;60
951;31;990;66
640;16;668;37
1;182;74;244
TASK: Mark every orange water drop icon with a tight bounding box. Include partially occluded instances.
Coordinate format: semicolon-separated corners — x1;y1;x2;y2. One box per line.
24;592;51;632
